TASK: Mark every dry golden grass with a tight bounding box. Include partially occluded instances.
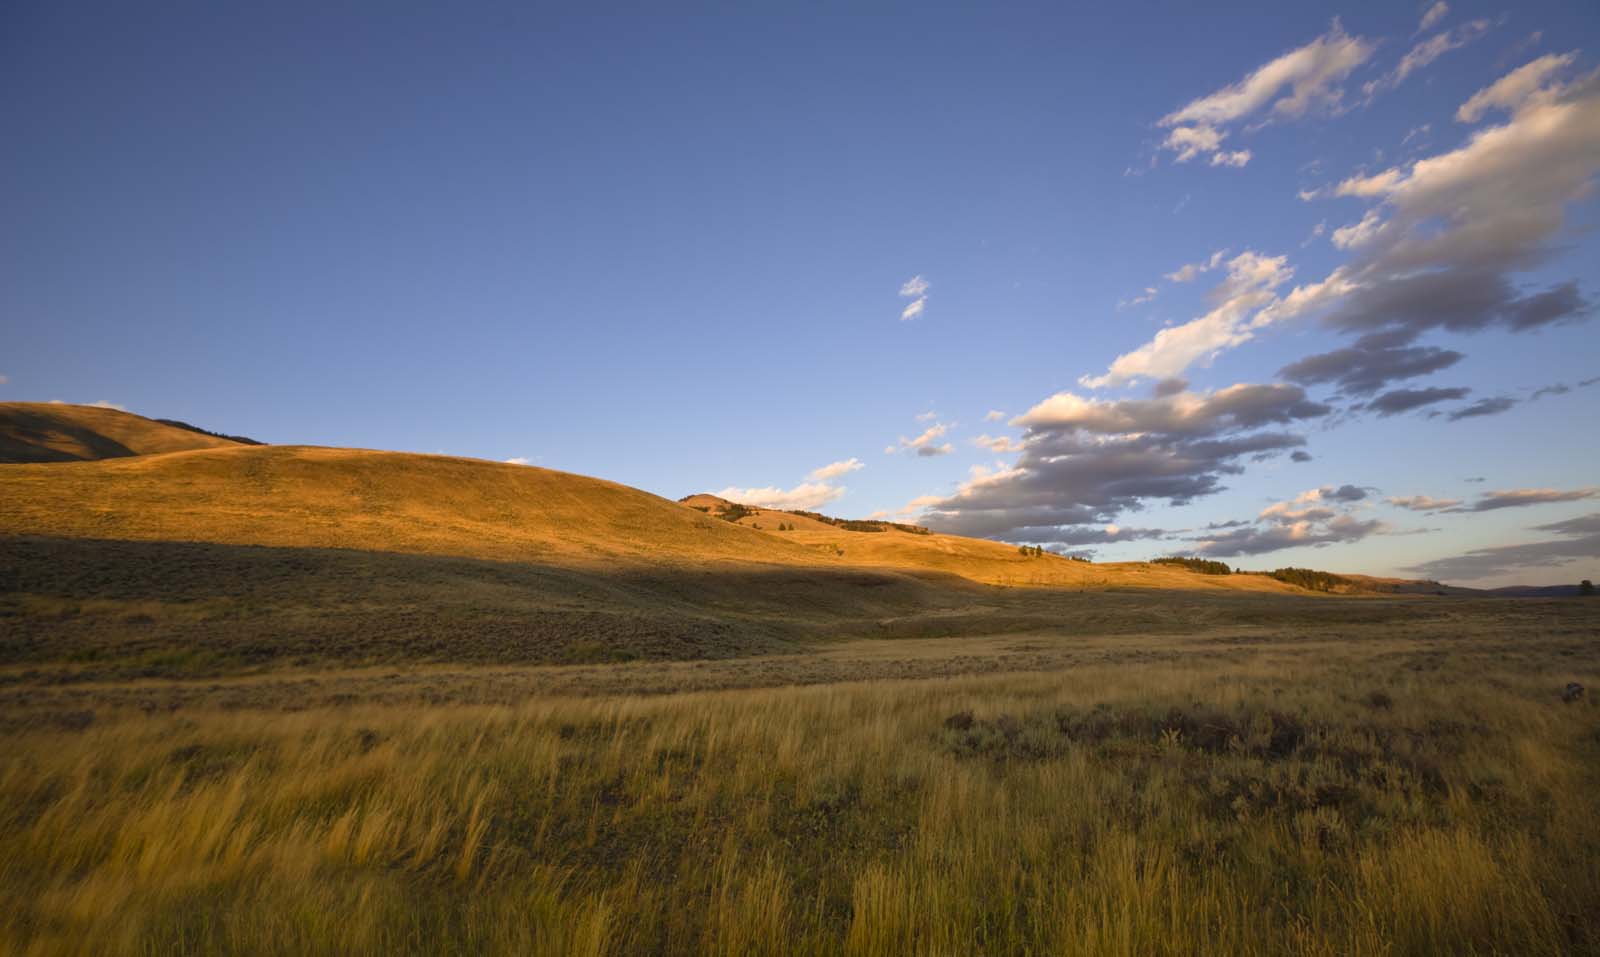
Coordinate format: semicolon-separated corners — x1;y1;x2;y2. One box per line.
2;615;1597;955
4;415;1595;953
0;402;241;463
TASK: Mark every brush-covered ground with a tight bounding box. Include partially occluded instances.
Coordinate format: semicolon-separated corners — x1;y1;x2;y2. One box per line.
2;599;1597;956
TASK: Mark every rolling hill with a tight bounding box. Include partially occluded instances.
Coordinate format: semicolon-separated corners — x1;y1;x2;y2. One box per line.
0;436;1300;591
0;402;245;463
0;416;1492;679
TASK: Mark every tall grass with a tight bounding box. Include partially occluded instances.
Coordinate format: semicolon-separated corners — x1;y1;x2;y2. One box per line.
1;656;1596;955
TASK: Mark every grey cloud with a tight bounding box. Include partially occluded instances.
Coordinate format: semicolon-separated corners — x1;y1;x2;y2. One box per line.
1406;511;1600;581
1446;396;1518;420
1388;495;1464;511
1196;514;1385;557
1290;450;1313;462
1446;487;1598;512
1323;270;1589;339
1368;386;1472;416
1278;329;1464;395
921;384;1329;541
1017;384;1330;437
1016;525;1168;547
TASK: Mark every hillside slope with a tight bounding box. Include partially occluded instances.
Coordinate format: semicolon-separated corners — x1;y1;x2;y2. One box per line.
0;444;1305;592
0;443;1431;679
0;445;825;569
0;402;243;463
678;494;1302;593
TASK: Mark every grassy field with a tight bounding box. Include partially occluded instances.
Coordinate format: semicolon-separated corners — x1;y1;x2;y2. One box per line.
3;404;1598;953
2;600;1597;955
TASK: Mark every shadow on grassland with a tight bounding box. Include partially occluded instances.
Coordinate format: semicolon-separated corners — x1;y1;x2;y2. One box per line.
0;535;1501;681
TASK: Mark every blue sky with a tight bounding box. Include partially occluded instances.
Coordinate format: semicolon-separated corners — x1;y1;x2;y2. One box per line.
4;1;1598;586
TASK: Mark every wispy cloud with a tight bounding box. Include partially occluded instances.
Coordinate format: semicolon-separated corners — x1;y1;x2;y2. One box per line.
1164;249;1227;283
1456;51;1577;122
1117;287;1158;309
1388;494;1463;512
899;275;929;321
887;419;954;457
714;482;847;511
1081;251;1293;388
1442;487;1598;512
1407;512;1600;581
1098;56;1600;394
1418;2;1449;34
808;457;864;481
1157;20;1375;165
1364;18;1492;99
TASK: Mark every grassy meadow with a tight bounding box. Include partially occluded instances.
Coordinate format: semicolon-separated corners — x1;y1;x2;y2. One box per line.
2;407;1598;954
3;604;1598;956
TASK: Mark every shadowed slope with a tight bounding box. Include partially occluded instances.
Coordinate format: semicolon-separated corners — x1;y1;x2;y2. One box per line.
0;402;243;463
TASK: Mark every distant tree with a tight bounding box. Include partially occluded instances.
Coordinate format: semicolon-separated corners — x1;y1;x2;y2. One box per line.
1269;567;1349;592
1582;579;1596;596
1152;556;1232;576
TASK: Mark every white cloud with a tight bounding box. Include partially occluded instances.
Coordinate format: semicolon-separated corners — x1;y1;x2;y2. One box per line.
1081;251;1293;388
985;409;1007;421
1163;124;1224;163
973;434;1026;453
1210;149;1253;168
503;457;531;465
1157;21;1375;164
715;482;847;511
1095;60;1600;391
1418;1;1448;33
1333;167;1404;197
1456;52;1577;123
90;400;127;411
808;457;864;481
1365;19;1491;98
898;275;929;321
1193;485;1384;556
1402;123;1431;146
0;374;8;385
1330;209;1387;249
888;420;954;456
1165;249;1227;283
915;410;938;422
1117;287;1158;309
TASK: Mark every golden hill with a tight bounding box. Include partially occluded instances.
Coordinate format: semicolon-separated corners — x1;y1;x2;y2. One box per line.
0;442;1305;592
0;445;824;569
0;402;243;463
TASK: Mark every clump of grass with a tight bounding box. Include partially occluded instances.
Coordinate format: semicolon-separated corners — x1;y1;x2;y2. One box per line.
0;650;1596;955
